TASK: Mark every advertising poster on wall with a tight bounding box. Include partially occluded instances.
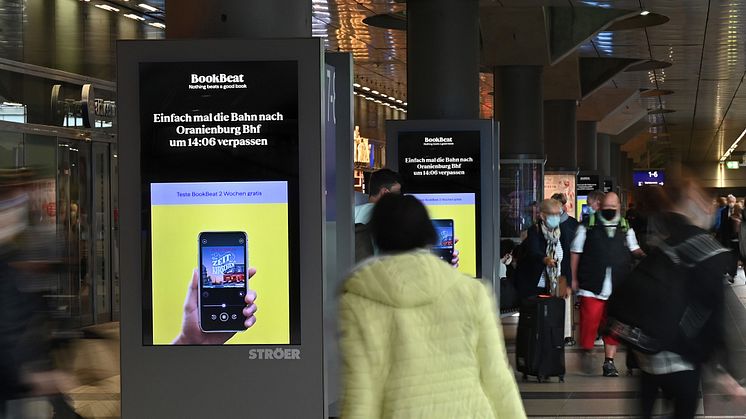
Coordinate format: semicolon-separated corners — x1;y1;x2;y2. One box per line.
139;61;300;345
544;172;576;219
576;174;600;220
397;131;481;277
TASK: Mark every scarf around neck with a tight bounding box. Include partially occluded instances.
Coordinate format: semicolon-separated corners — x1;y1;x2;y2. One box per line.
540;222;561;293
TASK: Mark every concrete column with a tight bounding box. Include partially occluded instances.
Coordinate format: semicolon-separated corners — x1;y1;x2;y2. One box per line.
597;133;611;177
577;121;598;171
166;0;311;38
496;66;544;158
544;99;577;170
407;0;480;119
610;143;621;181
623;156;634;189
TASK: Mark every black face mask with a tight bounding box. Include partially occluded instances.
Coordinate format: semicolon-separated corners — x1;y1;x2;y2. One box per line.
600;209;618;221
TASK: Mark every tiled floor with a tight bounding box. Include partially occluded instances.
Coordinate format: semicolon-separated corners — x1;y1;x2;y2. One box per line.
9;274;746;418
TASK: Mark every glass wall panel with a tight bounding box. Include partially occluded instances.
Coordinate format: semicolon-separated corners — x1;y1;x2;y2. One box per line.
500;159;544;239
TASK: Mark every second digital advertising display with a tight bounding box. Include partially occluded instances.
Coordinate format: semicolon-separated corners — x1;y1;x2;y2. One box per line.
139;60;300;345
397;131;481;277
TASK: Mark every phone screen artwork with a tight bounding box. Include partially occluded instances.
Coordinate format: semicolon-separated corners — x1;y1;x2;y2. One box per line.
199;232;248;332
432;219;454;263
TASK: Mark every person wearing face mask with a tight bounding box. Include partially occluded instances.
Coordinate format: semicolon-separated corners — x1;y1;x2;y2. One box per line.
570;192;645;377
515;199;571;301
581;190;606;224
551;193;580;346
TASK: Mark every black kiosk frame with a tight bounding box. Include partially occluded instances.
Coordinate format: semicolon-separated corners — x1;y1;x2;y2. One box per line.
118;39;326;418
386;119;498;287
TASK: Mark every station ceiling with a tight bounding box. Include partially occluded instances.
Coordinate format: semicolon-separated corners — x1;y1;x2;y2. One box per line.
4;0;742;165
309;0;746;165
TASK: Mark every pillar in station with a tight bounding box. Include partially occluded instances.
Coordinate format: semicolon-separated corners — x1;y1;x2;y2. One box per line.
544;99;577;169
597;133;611;177
496;66;544;157
407;0;480;120
624;156;635;189
577;121;598;171
166;0;311;38
610;142;621;180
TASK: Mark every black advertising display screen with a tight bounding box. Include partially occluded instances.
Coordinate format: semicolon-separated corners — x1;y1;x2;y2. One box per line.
398;131;482;277
576;174;600;193
139;61;300;345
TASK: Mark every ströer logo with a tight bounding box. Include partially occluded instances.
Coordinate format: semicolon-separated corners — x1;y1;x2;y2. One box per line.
248;348;301;360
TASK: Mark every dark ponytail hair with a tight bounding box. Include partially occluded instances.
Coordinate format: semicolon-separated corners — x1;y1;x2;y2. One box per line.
369;194;436;253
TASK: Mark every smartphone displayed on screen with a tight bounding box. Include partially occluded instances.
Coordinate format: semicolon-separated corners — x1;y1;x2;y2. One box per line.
432;219;454;263
198;232;249;332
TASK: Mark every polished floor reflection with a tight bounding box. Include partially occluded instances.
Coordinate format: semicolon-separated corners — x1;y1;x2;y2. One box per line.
6;274;746;418
505;269;746;418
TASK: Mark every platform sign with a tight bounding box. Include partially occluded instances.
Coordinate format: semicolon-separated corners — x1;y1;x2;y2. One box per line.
118;39;326;418
387;120;496;282
633;169;665;187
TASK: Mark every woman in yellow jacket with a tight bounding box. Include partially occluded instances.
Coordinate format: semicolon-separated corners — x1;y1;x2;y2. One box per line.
339;194;526;419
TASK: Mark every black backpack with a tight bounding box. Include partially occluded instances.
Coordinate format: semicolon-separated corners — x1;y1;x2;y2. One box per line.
607;233;728;354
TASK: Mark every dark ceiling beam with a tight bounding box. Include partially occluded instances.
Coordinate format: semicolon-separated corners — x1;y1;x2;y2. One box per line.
547;6;637;65
579;57;643;99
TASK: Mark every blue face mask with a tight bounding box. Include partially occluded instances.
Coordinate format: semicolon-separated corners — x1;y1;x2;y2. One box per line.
545;215;561;229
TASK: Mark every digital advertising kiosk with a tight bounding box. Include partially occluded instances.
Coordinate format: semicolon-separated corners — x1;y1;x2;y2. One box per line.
118;39;326;418
386;120;498;286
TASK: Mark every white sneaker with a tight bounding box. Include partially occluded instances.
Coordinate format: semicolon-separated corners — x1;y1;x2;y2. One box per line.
594;337;604;346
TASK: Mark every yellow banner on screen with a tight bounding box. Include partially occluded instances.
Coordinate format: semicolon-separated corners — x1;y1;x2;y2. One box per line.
150;181;290;345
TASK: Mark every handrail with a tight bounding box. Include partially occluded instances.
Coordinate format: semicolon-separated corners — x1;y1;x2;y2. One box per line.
0;57;116;92
0;120;116;143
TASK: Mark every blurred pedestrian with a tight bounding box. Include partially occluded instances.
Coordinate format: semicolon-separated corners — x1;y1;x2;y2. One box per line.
571;192;644;377
609;179;746;418
339;194;526;418
0;169;77;417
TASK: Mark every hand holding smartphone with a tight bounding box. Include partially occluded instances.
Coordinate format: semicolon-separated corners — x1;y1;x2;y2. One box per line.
198;231;250;333
431;219;455;263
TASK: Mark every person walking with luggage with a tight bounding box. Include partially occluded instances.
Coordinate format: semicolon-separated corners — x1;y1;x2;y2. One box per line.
551;193;579;346
339;194;526;419
571;192;644;377
515;199;569;301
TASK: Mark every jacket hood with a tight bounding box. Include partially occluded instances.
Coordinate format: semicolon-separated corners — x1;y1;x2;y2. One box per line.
343;250;464;308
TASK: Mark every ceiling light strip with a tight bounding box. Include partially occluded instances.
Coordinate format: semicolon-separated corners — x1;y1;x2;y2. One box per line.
138;3;159;12
352;83;407;111
720;126;746;162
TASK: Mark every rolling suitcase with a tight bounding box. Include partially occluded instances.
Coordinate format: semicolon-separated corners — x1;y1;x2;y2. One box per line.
516;295;566;382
